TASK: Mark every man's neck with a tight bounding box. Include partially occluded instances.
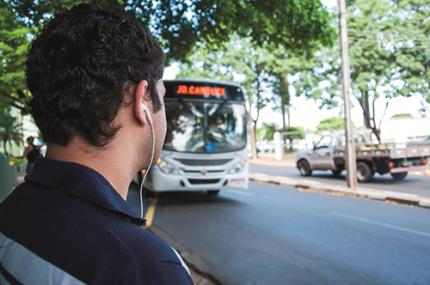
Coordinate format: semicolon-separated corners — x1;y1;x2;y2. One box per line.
46;138;135;200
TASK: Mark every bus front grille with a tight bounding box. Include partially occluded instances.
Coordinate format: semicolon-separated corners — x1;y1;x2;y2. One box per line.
176;159;232;166
188;179;220;185
183;170;224;174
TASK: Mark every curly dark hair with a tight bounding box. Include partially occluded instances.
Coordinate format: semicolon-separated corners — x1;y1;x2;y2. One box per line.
26;4;165;147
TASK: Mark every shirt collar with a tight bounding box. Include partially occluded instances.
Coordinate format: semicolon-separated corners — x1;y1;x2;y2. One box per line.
26;157;145;226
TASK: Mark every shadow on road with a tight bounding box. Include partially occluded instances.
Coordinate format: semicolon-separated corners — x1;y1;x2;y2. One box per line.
157;191;243;207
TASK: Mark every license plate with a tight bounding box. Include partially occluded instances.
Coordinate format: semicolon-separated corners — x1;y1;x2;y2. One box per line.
228;179;245;188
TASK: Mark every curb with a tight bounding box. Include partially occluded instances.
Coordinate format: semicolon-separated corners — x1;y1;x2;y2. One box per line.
249;173;430;209
248;159;295;168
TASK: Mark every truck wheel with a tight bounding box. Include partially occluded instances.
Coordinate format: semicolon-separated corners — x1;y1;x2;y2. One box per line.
357;162;374;182
297;159;312;177
207;190;220;195
391;172;408;181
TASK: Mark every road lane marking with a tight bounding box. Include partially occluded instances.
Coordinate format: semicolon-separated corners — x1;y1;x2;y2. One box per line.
225;189;254;196
331;211;430;239
144;198;158;228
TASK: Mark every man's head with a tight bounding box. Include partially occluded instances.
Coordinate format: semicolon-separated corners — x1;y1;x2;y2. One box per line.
26;4;166;169
26;136;34;145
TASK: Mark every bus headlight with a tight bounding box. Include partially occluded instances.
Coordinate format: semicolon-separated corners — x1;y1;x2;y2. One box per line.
158;159;180;174
228;161;246;174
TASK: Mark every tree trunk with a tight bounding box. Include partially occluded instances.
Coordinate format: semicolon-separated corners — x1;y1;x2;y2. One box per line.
3;138;8;157
247;98;258;159
373;128;381;143
250;118;258;159
357;90;382;143
282;75;292;128
362;90;371;129
283;75;291;150
281;96;286;130
249;66;265;159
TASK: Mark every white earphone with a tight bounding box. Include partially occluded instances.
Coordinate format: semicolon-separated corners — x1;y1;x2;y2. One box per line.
139;103;155;219
141;104;153;126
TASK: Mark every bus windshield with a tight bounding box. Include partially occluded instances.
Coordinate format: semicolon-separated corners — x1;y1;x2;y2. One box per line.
164;100;247;153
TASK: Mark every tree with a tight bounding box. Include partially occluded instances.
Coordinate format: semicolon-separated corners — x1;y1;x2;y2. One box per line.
177;1;335;158
269;52;326;130
0;4;32;113
311;0;430;142
0;108;22;156
177;35;273;158
257;123;278;141
281;126;305;151
1;0;335;157
316;116;344;133
1;0;334;111
6;0;334;61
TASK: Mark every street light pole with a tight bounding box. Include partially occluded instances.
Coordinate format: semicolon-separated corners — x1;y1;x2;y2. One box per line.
339;0;358;188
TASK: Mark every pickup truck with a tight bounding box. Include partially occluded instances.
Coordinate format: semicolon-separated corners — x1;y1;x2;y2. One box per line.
296;132;430;182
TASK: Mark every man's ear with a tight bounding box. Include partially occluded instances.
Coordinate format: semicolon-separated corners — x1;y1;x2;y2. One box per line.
133;80;150;126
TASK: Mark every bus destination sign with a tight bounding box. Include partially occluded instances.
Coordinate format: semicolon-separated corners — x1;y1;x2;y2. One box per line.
176;84;225;97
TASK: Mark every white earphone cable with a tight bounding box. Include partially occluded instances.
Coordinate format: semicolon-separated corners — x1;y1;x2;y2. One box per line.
139;117;155;219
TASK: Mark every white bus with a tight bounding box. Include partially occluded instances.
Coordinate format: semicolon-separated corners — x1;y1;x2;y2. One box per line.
143;79;249;195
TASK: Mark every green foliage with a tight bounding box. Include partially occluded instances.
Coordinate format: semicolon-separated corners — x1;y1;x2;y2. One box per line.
257;122;278;141
389;113;414;120
0;4;32;112
0;0;335;119
0;108;22;156
5;0;334;62
257;124;305;142
347;0;429;97
283;126;305;140
348;0;429;140
268;51;332;128
178;35;274;116
304;0;430;141
316;116;344;133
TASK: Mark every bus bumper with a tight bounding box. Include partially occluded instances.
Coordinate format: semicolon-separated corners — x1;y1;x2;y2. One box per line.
145;166;249;192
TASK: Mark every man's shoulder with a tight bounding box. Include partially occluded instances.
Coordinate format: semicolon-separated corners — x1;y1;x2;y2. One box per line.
0;182;175;263
102;223;193;284
0;182;193;284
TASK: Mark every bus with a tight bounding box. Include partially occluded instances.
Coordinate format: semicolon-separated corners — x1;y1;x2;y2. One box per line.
143;79;249;195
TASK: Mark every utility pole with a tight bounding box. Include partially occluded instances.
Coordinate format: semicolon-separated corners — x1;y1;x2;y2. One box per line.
339;0;358;188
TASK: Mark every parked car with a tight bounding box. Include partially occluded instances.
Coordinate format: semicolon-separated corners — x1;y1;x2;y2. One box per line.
296;131;430;182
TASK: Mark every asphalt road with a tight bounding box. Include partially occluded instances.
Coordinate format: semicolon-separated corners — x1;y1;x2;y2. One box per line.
250;164;430;197
141;182;430;285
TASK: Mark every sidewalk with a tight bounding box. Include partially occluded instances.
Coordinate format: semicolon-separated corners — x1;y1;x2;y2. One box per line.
248;153;296;167
249;156;430;209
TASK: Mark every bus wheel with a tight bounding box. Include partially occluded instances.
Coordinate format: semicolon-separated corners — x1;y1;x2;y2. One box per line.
297;159;312;177
391;172;408;181
207;190;220;195
357;162;374;182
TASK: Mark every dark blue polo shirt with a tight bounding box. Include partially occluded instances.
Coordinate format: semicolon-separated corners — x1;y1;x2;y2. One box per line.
0;158;193;284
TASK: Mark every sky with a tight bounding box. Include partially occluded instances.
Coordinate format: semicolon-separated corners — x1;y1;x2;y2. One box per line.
321;0;337;9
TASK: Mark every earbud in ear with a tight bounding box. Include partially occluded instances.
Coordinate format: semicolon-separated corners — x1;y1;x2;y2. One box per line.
141;104;153;125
